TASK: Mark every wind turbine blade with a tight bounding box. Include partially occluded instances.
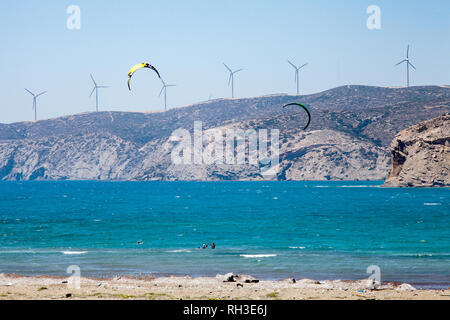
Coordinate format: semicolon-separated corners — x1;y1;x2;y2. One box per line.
159;86;165;97
408;61;416;70
299;63;308;69
407;45;409;58
24;88;35;96
160;78;166;86
228;74;232;86
395;59;406;66
223;63;232;73
287;60;297;69
90;74;97;86
167;84;176;87
35;91;47;98
234;68;243;74
89;87;95;97
97;86;109;88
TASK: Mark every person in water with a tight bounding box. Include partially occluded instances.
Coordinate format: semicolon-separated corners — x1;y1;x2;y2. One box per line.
211;242;215;249
137;240;144;245
202;243;208;249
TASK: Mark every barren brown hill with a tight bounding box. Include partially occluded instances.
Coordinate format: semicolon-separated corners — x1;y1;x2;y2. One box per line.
383;113;450;187
0;85;449;181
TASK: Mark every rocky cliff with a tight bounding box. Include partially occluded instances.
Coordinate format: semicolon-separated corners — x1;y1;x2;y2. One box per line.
0;85;449;181
383;113;450;187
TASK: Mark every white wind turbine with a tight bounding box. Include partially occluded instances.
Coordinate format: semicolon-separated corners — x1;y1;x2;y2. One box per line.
89;74;108;112
287;60;307;95
223;63;243;98
24;88;46;121
159;79;176;111
395;45;416;88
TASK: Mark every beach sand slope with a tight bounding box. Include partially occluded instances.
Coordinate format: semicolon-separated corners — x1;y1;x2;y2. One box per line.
0;273;449;300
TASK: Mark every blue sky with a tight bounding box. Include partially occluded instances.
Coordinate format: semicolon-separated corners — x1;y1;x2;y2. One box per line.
0;0;449;123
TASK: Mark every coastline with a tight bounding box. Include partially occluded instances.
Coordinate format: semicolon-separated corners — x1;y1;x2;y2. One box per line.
1;273;449;300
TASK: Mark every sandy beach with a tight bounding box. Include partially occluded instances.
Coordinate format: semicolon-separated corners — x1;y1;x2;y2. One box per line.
1;273;449;300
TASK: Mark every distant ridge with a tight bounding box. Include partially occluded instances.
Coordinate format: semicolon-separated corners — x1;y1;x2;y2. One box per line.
0;85;448;181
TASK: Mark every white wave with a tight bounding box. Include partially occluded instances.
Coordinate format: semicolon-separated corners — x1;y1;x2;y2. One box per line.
337;185;373;188
62;251;88;255
392;253;440;257
424;203;441;206
240;254;277;258
0;250;38;254
289;246;306;249
166;249;192;253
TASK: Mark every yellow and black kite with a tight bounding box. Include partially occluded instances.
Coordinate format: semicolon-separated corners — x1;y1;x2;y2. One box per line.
127;63;161;91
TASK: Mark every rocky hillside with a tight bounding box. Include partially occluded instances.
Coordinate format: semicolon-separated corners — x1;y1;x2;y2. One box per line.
0;85;449;181
383;113;450;187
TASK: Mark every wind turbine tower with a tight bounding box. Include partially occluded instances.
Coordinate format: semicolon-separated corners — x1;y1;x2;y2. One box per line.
287;60;307;95
89;74;108;112
395;45;416;88
223;63;243;98
159;79;176;111
24;88;46;121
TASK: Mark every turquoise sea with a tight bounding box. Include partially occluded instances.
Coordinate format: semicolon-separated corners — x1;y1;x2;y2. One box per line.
0;181;448;288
